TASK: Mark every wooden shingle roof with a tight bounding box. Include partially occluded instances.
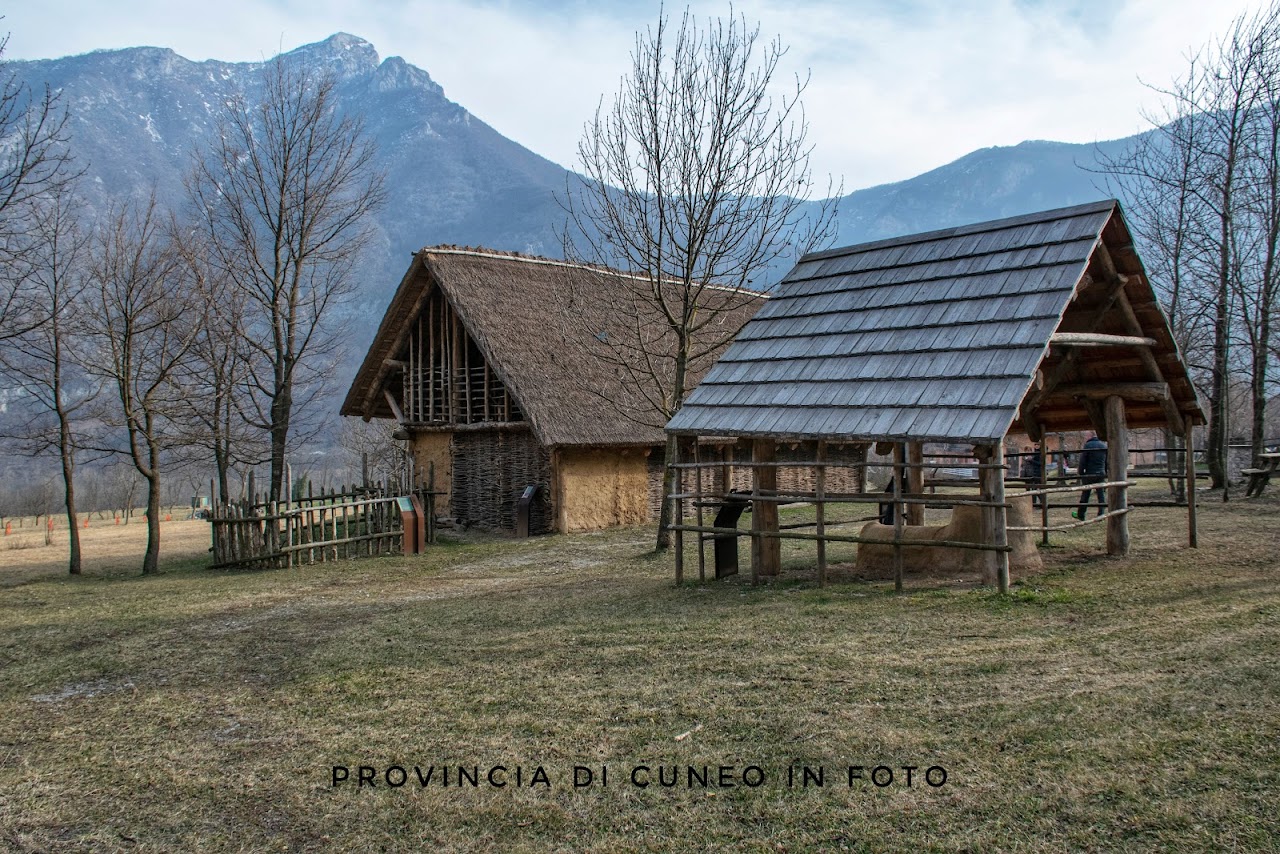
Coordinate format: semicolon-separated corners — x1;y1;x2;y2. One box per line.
666;200;1204;443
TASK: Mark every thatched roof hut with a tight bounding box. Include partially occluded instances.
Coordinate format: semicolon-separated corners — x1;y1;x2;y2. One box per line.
343;246;763;533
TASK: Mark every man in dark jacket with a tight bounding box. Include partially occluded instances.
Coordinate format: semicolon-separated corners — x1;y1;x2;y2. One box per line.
1074;434;1108;518
1023;446;1044;507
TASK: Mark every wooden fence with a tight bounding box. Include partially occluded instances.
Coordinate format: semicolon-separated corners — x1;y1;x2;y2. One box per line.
209;485;427;569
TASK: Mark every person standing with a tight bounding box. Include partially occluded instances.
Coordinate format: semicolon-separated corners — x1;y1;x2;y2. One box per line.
1074;434;1108;519
1023;445;1044;508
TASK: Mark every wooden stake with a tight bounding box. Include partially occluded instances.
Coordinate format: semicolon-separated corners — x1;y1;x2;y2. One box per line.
905;441;925;525
694;440;705;583
816;440;827;588
751;439;781;581
1039;441;1049;546
1105;395;1130;556
673;440;684;585
1184;421;1198;548
893;443;905;592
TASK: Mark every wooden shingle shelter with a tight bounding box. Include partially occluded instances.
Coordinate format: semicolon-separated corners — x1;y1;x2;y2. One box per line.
665;200;1206;591
342;247;762;534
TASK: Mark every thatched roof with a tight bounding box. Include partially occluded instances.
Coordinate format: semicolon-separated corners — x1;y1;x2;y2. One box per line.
666;200;1205;444
341;247;764;448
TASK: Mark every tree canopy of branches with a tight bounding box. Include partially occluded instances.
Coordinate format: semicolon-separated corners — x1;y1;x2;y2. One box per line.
0;32;77;343
189;58;385;504
0;186;97;573
563;6;838;549
1102;3;1280;487
89;199;198;575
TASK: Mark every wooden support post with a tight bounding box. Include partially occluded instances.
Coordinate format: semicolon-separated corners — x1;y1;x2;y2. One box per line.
978;443;1010;593
893;443;906;592
905;441;925;525
673;440;684;585
1039;442;1049;546
694;440;706;583
1104;395;1130;557
1184;421;1198;548
815;440;827;588
751;439;780;581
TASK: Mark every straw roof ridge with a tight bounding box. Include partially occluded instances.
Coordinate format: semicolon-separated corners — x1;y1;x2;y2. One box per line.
421;244;771;299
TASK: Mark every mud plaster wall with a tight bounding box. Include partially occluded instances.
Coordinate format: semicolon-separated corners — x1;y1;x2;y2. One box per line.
410;432;453;505
557;447;654;532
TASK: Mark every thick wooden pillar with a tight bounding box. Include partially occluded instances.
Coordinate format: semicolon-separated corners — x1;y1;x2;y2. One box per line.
672;439;684;585
815;440;827;588
751;439;780;581
1184;421;1198;548
892;443;906;592
1105;395;1130;556
905;441;925;525
978;443;1010;593
1038;441;1049;546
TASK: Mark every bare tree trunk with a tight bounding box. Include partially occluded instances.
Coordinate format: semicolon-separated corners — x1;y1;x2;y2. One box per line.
59;412;81;575
143;447;162;576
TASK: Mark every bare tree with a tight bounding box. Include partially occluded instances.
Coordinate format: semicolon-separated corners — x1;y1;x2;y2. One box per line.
89;198;199;574
338;417;408;488
1100;6;1279;489
189;57;385;504
562;7;838;549
171;229;264;507
0;32;77;343
0;186;97;573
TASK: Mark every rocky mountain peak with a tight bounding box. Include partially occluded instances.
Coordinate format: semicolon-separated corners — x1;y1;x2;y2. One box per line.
281;33;381;78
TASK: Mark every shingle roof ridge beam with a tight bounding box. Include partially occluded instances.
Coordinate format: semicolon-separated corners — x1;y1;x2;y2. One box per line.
422;246;771;299
793;200;1116;266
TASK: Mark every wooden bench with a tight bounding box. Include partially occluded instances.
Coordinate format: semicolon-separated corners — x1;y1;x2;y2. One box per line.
1244;452;1280;497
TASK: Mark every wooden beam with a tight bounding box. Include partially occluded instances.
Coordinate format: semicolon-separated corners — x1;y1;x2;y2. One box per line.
359;263;434;417
1113;291;1186;436
892;443;905;593
750;439;780;580
1104;395;1130;557
905;441;925;525
383;389;405;425
976;443;1009;593
383;359;407;371
1185;421;1198;548
815;440;827;588
1021;272;1134;425
1056;382;1170;401
1083;399;1107;440
1050;332;1157;348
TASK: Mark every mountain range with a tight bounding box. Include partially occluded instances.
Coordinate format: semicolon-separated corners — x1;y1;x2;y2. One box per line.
9;32;1143;334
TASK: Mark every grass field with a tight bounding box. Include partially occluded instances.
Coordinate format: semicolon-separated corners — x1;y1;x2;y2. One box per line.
1;490;1277;851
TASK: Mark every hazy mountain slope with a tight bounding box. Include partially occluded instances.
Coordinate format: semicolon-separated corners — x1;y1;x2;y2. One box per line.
11;33;1149;317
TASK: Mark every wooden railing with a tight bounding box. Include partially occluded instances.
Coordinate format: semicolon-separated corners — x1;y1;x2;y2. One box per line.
209;488;412;569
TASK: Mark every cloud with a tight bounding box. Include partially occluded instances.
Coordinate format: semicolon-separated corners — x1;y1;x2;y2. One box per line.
2;0;1267;188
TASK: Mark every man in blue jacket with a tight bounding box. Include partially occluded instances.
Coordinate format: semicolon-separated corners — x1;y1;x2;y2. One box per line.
1074;434;1108;519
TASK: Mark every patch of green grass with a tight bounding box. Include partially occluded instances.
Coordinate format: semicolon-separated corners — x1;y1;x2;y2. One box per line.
0;497;1278;851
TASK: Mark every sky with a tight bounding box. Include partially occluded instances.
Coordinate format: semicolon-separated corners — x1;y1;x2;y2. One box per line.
1;0;1268;189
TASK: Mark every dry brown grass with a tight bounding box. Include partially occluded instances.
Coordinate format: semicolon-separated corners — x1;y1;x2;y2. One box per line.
1;512;211;585
0;489;1277;852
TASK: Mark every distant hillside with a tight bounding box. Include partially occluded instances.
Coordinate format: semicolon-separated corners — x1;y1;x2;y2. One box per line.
834;138;1139;246
11;33;1146;341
